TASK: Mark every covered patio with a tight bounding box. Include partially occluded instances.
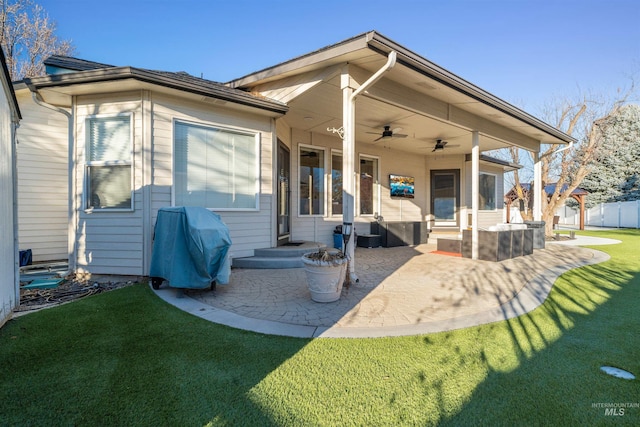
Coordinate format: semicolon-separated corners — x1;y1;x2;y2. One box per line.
154;240;610;338
229;31;576;278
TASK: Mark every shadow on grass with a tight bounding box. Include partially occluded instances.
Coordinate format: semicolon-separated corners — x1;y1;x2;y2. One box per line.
0;285;309;426
438;230;640;425
2;230;638;425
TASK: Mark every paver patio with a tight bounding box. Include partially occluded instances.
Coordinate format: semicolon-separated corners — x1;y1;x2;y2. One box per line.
152;237;613;338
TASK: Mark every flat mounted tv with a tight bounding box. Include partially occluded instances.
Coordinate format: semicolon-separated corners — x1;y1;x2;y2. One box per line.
390;174;415;198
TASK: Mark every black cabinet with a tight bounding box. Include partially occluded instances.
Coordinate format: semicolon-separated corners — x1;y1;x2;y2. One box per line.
370;221;430;247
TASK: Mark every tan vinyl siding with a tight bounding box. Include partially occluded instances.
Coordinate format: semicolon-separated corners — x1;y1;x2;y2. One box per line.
1;81;18;325
464;162;505;229
74;93;144;274
15;89;69;262
151;94;274;260
288;128;430;246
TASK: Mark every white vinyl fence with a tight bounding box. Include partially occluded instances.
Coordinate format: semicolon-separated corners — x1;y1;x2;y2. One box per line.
556;200;640;229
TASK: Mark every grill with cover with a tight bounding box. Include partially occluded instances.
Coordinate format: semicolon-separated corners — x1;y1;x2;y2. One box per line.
150;207;232;290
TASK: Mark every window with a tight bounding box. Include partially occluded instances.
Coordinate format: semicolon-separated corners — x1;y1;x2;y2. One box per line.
331;152;342;215
359;156;378;215
85;115;132;210
299;146;325;215
479;173;497;210
174;121;259;210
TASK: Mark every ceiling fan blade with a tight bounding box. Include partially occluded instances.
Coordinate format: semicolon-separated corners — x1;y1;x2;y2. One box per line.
394;134;408;138
373;135;384;142
431;142;462;152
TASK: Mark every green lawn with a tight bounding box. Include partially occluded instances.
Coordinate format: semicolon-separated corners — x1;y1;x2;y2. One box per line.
1;230;638;426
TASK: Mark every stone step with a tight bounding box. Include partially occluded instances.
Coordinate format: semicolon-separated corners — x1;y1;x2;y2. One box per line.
429;231;462;242
232;241;328;269
253;241;326;258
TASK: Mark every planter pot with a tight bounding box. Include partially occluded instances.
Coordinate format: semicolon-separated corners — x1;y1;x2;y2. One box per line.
301;252;347;303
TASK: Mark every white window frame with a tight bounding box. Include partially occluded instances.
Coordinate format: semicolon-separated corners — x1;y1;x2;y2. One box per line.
83;113;134;212
479;172;498;211
358;154;380;217
298;144;326;217
330;149;343;217
172;119;261;211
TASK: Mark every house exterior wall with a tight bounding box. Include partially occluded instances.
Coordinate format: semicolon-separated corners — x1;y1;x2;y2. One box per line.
0;77;18;327
150;93;275;261
286;127;469;247
284;126;509;246
15;88;69;262
16;81;512;278
16;87;277;276
74;92;144;275
71;91;276;274
425;154;467;227
463;161;505;228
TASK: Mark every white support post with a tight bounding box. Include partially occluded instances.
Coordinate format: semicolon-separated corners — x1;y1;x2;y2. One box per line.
341;67;357;283
471;131;479;260
533;150;542;221
337;51;396;284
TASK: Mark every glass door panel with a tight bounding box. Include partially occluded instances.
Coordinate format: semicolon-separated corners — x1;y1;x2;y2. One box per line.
431;170;460;227
277;141;290;243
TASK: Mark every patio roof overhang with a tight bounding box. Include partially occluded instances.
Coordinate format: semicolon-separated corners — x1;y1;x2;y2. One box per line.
228;31;575;155
465;154;523;172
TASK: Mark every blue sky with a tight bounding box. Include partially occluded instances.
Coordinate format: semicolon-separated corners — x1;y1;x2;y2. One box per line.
38;0;639;113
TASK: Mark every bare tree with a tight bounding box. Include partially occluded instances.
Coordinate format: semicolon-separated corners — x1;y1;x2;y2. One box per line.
507;84;635;236
0;0;73;80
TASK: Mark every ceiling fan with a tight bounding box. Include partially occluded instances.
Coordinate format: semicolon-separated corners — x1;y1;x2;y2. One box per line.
431;139;460;152
367;125;408;142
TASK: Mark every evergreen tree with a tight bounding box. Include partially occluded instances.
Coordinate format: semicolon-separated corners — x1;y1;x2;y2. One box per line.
580;104;640;207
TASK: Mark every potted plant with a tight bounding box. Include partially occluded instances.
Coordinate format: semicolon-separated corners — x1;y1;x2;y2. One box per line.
301;247;348;302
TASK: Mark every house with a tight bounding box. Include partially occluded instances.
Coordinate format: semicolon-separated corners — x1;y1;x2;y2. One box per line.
14;31;574;278
0;47;22;327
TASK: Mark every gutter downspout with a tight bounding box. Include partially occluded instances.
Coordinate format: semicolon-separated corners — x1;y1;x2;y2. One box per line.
30;92;76;275
542;140;574;158
11;121;20;309
342;51;397;284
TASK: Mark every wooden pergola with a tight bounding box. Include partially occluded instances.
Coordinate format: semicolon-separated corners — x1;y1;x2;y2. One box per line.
505;183;589;230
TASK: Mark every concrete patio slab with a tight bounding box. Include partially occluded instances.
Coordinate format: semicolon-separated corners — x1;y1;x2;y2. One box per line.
152;235;616;338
